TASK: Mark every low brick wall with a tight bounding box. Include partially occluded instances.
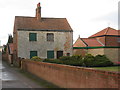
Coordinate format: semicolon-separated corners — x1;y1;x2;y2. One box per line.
21;59;120;88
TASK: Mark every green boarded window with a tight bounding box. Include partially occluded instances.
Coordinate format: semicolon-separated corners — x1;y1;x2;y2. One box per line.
29;33;37;41
47;50;54;59
30;51;37;59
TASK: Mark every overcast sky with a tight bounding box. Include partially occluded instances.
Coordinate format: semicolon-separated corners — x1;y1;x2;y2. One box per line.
0;0;119;45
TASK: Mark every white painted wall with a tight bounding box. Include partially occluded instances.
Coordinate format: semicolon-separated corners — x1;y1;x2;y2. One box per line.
17;31;73;59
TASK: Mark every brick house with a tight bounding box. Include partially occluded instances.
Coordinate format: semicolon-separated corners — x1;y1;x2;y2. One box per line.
13;3;73;63
73;27;120;62
0;46;3;52
5;43;14;64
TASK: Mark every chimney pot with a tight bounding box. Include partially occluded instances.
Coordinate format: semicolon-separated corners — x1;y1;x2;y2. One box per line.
37;2;40;7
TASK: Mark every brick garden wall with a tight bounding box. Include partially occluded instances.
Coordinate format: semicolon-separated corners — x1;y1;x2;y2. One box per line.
21;59;120;88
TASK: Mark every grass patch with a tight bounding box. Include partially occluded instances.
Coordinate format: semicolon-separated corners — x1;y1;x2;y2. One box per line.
92;66;120;72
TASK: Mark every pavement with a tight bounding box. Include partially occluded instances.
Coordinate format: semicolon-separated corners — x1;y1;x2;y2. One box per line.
0;53;45;89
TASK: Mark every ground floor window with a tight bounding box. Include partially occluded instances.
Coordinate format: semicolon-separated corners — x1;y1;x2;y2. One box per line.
57;51;63;59
47;50;54;59
30;51;37;59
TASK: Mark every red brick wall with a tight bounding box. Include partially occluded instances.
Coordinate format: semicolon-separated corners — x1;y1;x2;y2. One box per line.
73;49;87;56
105;36;119;46
95;36;119;46
73;38;86;47
21;59;120;88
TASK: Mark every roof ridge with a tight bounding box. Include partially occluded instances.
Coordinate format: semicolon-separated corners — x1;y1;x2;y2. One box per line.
81;38;88;46
42;17;66;19
15;16;66;19
104;27;109;35
15;16;35;18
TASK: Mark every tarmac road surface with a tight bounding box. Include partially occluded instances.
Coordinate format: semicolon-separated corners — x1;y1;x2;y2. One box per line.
0;54;44;89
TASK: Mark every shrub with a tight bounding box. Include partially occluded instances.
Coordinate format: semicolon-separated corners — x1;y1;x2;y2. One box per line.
43;59;63;64
59;56;71;61
31;56;42;62
94;55;113;67
60;55;83;66
83;54;95;67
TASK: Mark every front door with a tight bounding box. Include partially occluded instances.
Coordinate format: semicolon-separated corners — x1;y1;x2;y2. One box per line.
57;51;63;59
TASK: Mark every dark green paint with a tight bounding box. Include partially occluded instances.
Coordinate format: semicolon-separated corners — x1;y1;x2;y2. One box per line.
73;46;120;49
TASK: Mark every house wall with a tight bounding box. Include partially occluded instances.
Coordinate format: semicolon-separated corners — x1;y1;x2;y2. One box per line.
21;59;120;88
0;46;3;52
105;36;119;46
17;31;73;59
88;48;119;62
104;48;120;62
73;48;119;62
88;48;104;56
73;49;87;56
93;36;119;46
0;51;2;60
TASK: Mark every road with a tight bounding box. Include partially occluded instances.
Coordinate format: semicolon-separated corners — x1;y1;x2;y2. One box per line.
0;53;45;89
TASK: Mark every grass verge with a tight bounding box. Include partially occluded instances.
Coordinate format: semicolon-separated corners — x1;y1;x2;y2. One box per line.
92;66;120;72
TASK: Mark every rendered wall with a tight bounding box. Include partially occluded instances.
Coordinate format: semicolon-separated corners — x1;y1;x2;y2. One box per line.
73;48;119;62
21;59;120;88
104;48;120;62
18;31;73;59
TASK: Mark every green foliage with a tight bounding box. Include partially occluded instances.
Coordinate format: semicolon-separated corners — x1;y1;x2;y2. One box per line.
32;54;113;67
43;59;63;64
59;55;83;66
31;56;42;62
59;56;71;61
94;55;113;67
83;54;95;67
83;54;113;67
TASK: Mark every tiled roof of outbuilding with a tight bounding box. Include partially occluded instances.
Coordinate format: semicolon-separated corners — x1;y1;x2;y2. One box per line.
81;38;104;47
89;27;119;38
15;16;73;31
73;38;104;47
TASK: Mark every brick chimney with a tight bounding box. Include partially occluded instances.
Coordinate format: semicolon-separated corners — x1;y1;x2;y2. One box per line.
36;2;41;21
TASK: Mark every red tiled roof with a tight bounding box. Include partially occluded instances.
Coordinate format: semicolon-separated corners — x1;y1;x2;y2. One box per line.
89;27;119;38
15;16;72;31
73;37;104;47
73;38;87;47
82;38;103;47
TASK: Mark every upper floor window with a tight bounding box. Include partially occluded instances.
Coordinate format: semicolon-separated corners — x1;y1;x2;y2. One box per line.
47;33;54;41
29;33;37;41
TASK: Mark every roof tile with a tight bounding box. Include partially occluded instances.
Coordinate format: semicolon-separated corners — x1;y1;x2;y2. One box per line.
15;16;72;31
89;27;119;38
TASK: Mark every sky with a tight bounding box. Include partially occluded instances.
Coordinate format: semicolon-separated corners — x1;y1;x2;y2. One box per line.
0;0;119;45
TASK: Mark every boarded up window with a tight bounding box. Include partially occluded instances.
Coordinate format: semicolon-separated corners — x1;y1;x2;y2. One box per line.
30;51;37;59
47;33;54;41
29;33;37;41
47;50;54;59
